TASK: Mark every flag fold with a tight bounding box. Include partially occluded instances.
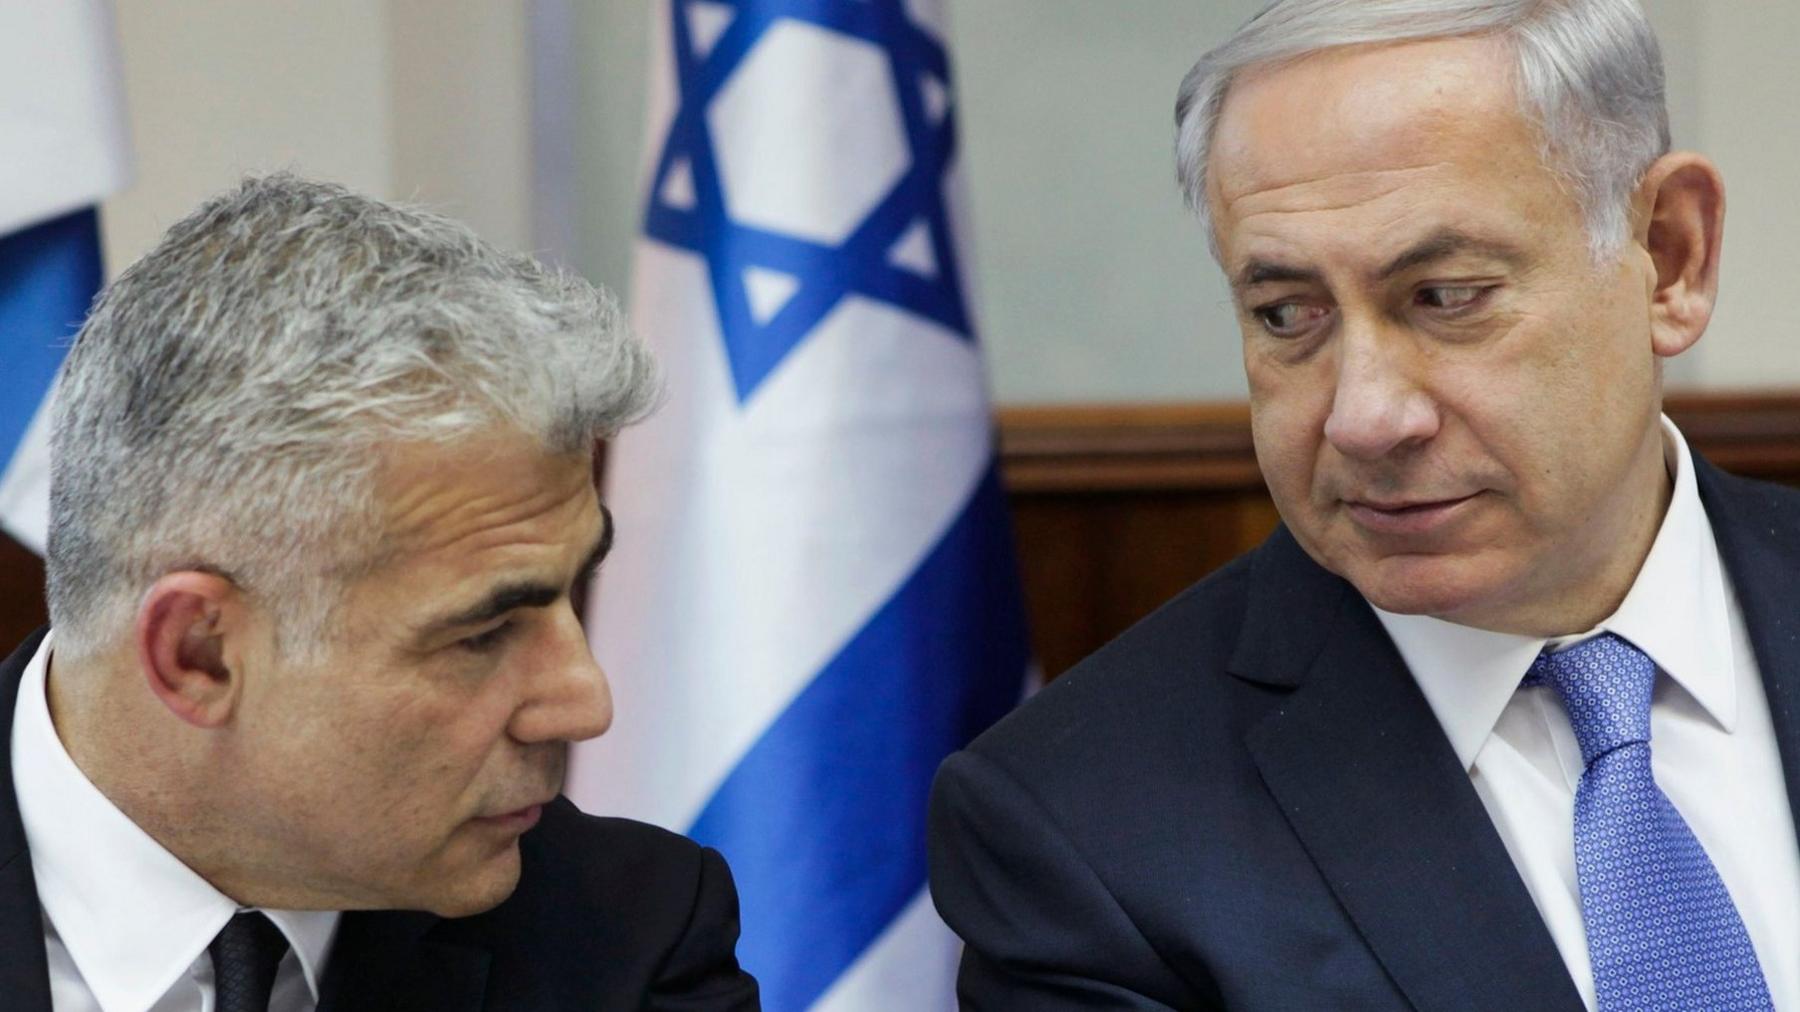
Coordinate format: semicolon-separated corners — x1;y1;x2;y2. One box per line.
571;2;1030;1008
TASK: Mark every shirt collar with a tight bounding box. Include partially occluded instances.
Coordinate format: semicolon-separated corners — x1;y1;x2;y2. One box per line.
9;633;339;1012
1603;417;1736;731
1375;416;1736;770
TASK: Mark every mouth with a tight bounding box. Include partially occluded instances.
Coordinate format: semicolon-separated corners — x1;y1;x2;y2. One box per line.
472;799;551;832
1343;492;1482;536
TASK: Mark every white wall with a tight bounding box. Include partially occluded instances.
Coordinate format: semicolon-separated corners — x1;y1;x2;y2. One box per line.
567;0;653;301
387;0;533;252
1683;2;1800;389
101;0;532;274
947;0;1253;402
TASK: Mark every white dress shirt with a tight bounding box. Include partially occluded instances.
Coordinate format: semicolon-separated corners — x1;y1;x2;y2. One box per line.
10;633;340;1012
1375;417;1800;1011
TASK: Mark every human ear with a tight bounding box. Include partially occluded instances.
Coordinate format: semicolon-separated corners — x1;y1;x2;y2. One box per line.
134;572;250;728
1636;152;1726;359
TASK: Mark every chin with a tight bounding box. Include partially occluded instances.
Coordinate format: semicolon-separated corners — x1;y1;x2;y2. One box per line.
420;846;524;917
1337;552;1511;622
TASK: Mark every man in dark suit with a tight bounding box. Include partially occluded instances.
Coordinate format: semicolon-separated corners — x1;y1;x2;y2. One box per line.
930;2;1796;1009
4;174;759;1009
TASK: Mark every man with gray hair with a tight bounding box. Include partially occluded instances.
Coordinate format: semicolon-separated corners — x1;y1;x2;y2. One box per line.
931;1;1795;1009
0;175;760;1010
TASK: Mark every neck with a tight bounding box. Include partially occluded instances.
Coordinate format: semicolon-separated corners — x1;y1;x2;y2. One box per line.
47;648;339;909
47;649;229;887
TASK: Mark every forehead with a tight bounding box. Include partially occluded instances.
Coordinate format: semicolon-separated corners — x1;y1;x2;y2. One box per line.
372;434;599;572
1208;36;1579;269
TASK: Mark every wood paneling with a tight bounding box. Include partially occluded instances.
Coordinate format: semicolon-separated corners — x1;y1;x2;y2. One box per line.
1009;488;1279;680
0;533;45;653
1663;392;1800;479
999;402;1261;493
3;393;1798;680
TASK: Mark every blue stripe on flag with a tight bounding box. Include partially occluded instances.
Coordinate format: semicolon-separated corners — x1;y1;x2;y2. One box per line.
0;208;102;475
688;464;1029;1011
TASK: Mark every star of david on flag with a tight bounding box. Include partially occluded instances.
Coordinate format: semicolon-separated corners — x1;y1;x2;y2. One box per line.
569;1;1031;1008
641;0;972;403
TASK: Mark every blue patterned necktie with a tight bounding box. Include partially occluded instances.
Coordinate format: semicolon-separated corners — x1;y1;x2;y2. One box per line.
1524;633;1773;1010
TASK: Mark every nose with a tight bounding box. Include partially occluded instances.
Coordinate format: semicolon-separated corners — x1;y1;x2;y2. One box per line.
509;608;613;744
1322;326;1440;461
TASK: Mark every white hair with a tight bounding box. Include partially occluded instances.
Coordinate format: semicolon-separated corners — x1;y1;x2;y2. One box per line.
47;173;660;660
1175;0;1671;261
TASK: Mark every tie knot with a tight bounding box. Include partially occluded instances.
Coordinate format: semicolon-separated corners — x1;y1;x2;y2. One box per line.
209;911;289;1012
1525;632;1656;766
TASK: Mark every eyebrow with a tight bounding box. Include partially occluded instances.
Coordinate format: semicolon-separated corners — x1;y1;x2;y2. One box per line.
1234;261;1324;291
1376;229;1528;279
1232;229;1528;294
425;504;614;633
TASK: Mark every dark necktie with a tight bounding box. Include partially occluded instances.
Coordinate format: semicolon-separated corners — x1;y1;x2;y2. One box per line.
209;911;290;1012
1525;633;1772;1010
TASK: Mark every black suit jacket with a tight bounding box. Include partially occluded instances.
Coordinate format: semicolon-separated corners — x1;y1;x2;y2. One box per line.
0;628;760;1011
929;456;1800;1010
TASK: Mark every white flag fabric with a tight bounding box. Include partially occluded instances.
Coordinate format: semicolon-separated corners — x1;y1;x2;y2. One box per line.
0;0;131;552
568;1;1030;1008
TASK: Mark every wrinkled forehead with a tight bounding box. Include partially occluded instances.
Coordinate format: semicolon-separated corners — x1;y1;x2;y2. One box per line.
1205;36;1560;260
341;433;595;583
1202;36;1584;273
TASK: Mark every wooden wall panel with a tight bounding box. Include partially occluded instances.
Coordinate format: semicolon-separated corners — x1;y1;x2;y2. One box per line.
0;535;44;654
1011;489;1278;679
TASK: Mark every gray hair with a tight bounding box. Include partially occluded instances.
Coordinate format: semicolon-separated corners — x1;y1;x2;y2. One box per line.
1175;0;1671;261
47;173;660;660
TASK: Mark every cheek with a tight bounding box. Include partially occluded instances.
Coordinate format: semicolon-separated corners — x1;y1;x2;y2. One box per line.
1530;260;1654;379
1247;358;1333;500
404;688;527;796
377;701;499;788
1438;299;1652;513
303;689;472;803
1523;277;1654;410
298;715;495;877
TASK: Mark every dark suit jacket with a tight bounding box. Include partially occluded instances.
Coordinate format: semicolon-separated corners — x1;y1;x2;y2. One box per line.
0;627;761;1011
929;455;1800;1011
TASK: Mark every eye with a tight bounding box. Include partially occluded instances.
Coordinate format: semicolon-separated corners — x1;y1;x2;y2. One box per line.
1415;285;1490;311
458;621;515;654
1251;301;1330;337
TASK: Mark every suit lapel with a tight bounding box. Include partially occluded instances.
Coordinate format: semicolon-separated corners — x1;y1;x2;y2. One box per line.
0;628;54;1012
1235;533;1583;1012
1696;457;1800;842
316;909;490;1012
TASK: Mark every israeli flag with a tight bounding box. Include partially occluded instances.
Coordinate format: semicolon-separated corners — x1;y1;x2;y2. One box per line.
568;1;1030;1007
0;0;131;553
